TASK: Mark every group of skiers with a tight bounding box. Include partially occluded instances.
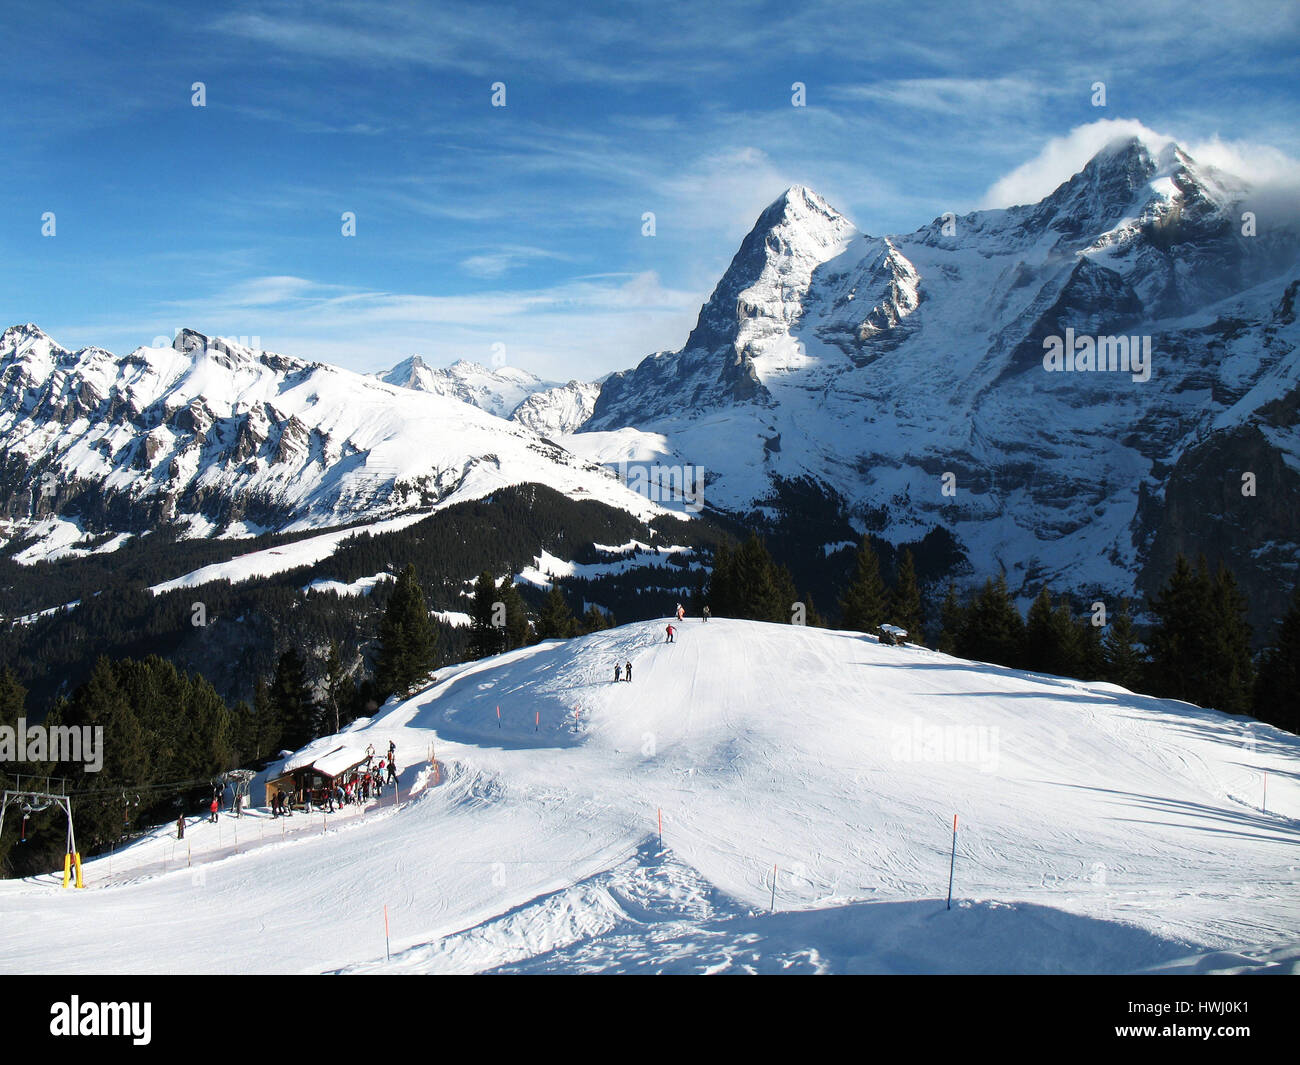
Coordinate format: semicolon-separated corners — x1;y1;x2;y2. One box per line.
614;604;709;679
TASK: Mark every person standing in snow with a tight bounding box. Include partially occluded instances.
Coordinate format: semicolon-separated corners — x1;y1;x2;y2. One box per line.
209;796;218;823
624;660;632;682
676;603;685;622
665;624;675;643
614;662;621;682
703;605;711;622
177;813;185;839
387;759;398;785
388;740;396;763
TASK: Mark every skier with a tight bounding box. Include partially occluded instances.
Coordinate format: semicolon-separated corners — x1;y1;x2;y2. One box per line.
208;796;218;824
614;662;621;682
388;740;396;763
624;659;632;682
676;603;685;622
703;605;711;623
387;759;398;785
177;813;185;840
665;624;675;643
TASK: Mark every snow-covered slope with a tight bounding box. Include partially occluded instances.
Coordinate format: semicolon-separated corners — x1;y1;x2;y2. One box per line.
585;136;1300;621
2;618;1294;974
0;327;671;561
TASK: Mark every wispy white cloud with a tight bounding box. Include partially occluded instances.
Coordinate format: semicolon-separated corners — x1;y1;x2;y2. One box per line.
459;245;573;279
827;77;1057;115
139;271;704;380
980;118;1300;208
980;118;1172;208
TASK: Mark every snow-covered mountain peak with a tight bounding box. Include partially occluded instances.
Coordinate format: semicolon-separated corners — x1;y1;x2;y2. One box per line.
1;323;62;360
753;184;860;257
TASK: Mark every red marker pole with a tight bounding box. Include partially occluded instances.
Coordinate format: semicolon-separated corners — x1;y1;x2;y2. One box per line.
497;704;501;729
946;814;958;910
535;710;539;733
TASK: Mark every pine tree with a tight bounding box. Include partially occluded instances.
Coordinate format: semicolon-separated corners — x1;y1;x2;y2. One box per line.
1075;608;1107;681
252;676;280;759
731;533;785;621
582;604;612;634
961;575;1024;667
840;536;888;633
937;582;965;654
1147;554;1252;713
1102;599;1146;691
1146;554;1205;700
537;584;577;640
1207;563;1254;715
270;649;315;752
375;564;437;699
1023;587;1082;677
324;638;346;735
469;571;503;659
499;580;531;651
707;543;737;618
887;548;925;644
1255;583;1300;734
61;657;150;851
0;668;26;788
800;593;826;628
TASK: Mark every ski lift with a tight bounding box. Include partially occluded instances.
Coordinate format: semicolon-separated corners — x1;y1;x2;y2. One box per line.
0;777;82;887
17;792;53;841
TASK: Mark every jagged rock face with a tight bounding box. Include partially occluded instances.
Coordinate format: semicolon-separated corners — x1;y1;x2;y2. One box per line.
591;186;858;426
0;327;665;560
509;381;600;437
582;137;1300;625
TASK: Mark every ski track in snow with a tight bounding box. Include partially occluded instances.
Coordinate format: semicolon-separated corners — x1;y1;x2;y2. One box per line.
1;619;1297;974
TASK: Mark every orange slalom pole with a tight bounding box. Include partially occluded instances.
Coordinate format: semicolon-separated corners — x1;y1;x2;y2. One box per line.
946;814;958;910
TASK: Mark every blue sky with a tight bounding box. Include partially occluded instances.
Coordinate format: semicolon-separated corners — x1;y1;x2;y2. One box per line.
1;0;1296;381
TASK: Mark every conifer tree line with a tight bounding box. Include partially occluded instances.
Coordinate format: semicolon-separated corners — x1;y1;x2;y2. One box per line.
777;535;1297;735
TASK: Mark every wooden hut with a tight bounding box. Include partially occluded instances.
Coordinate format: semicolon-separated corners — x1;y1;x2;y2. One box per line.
266;745;370;809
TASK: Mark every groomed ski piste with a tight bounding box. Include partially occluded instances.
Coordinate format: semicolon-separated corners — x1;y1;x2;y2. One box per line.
2;618;1297;974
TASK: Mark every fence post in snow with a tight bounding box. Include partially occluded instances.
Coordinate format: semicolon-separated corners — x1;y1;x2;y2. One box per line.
947;814;958;911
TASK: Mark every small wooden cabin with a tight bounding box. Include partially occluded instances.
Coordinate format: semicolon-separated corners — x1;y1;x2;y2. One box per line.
266;745;370;809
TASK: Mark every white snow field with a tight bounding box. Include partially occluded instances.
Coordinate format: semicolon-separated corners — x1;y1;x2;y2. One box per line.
1;619;1296;974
